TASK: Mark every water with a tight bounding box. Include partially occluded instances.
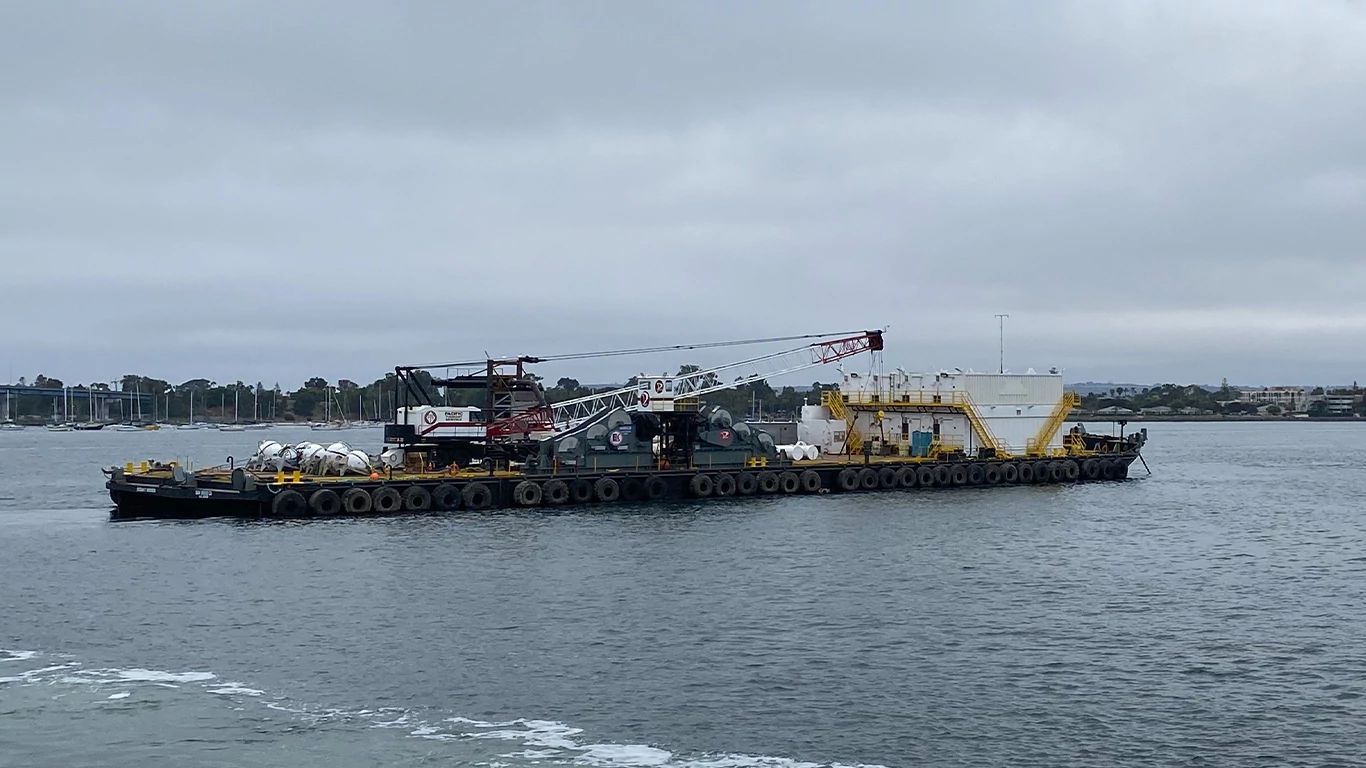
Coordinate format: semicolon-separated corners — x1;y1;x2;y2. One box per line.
3;423;1366;767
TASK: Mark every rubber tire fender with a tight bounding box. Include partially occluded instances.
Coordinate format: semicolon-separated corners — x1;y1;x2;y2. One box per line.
271;489;307;517
570;478;594;503
1032;461;1051;483
933;464;952;487
1012;463;1029;484
643;476;667;500
967;464;986;485
859;467;879;490
308;488;341;516
594;477;620;502
895;466;917;488
950;465;969;486
543;479;570;505
371;486;402;514
984;464;1002;485
780;471;801;493
620;477;644;501
736;472;759;496
1101;459;1118;480
1115;461;1129;479
1049;462;1067;483
1063;460;1080;482
402;485;432;512
799;470;821;493
431;483;461;511
462;482;494;510
758;472;781;494
513;480;542;507
917;466;936;488
341;487;373;514
837;468;860;492
877;466;898;489
689;473;714;497
1082;459;1102;480
714;474;737;497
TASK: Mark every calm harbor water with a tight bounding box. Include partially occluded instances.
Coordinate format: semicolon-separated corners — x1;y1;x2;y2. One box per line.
3;422;1365;767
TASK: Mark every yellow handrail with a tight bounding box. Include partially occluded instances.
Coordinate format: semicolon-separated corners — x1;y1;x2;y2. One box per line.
821;390;861;454
840;390;1009;457
1026;392;1079;456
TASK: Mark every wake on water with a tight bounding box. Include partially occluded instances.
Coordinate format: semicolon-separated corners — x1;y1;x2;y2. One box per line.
0;649;885;768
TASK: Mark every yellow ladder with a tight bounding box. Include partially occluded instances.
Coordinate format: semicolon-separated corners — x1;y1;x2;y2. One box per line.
954;392;1010;458
1026;392;1080;456
822;390;861;454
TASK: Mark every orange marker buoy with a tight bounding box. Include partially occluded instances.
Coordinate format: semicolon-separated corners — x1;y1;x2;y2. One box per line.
369;472;381;480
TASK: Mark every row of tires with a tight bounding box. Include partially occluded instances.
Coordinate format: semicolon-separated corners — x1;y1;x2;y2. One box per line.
266;457;1131;516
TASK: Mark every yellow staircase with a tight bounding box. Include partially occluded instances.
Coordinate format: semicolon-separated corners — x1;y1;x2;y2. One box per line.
1026;391;1080;456
955;392;1010;458
822;390;861;454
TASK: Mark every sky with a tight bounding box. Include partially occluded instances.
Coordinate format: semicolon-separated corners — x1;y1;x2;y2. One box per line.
3;1;1365;389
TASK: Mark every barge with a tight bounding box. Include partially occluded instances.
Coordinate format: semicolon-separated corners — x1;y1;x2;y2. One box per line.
104;329;1149;520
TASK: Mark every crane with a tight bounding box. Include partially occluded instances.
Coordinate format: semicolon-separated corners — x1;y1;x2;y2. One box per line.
548;329;883;428
385;329;884;465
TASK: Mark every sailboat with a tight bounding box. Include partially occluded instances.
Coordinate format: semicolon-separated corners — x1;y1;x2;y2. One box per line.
220;388;247;431
310;386;347;431
47;391;73;431
244;387;269;429
176;390;202;429
1;391;23;430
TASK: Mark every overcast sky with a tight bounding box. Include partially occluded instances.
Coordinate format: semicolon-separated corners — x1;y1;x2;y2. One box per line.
3;2;1365;389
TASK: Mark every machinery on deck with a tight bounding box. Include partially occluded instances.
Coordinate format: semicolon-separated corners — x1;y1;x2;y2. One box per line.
385;330;884;469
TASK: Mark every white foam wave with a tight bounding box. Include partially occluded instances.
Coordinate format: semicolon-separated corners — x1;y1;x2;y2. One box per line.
2;653;887;768
111;668;216;683
207;682;265;696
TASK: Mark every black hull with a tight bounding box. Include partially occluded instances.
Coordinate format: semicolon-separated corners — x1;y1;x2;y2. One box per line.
108;454;1142;521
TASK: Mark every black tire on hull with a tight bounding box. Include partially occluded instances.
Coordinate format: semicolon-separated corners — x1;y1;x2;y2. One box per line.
1049;462;1067;483
1101;460;1118;480
620;477;644;501
431;483;461;511
1032;462;1051;484
513;480;542;507
543;479;570;505
736;472;759;496
758;472;780;494
917;466;936;488
342;487;372;514
644;476;667;500
933;465;952;487
877;466;898;489
967;464;986;486
272;489;306;517
1012;462;1029;484
780;471;802;493
403;485;432;512
859;467;879;490
837;468;860;492
462;482;494;510
1063;460;1080;482
1116;461;1130;479
594;477;620;502
984;464;1003;485
950;465;969;486
714;474;737;497
371;486;402;514
799;470;821;493
1082;459;1101;481
309;488;341;515
895;466;917;488
570;479;594;504
690;473;714;498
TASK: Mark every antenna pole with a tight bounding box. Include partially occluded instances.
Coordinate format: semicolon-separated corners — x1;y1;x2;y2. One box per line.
994;313;1009;374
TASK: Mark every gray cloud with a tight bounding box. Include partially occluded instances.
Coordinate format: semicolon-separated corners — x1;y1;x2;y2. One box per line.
3;1;1365;388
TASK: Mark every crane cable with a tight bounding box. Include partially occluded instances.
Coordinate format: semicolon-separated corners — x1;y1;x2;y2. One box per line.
406;330;876;370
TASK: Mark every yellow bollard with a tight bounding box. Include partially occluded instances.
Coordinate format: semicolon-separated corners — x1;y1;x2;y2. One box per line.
291;470;301;484
125;461;134;474
275;470;285;484
139;460;149;472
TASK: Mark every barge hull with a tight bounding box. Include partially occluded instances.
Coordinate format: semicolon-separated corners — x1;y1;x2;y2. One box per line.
107;454;1141;521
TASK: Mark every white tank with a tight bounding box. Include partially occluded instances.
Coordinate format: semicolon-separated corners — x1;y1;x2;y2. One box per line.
345;449;371;475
